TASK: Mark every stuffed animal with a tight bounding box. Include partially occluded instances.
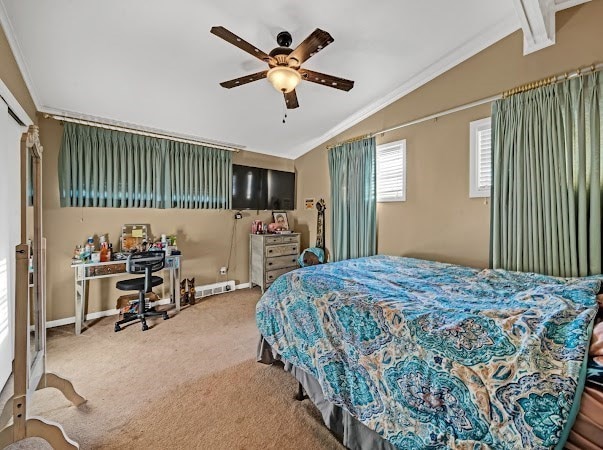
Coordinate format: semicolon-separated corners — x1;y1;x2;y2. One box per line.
268;222;283;233
298;247;326;267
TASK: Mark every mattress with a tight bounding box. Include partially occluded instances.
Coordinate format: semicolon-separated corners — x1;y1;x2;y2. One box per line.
567;386;603;450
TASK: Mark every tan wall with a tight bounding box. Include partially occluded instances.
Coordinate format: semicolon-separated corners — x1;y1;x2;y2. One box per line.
39;116;295;321
0;24;36;122
294;2;603;269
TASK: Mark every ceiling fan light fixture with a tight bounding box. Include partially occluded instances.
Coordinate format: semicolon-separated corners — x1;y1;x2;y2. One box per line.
267;66;301;94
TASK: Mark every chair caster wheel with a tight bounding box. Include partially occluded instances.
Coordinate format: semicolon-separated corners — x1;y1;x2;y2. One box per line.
142;324;149;331
163;313;169;320
114;324;121;332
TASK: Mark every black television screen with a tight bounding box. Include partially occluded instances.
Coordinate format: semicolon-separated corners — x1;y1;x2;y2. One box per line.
232;165;263;210
231;165;295;210
266;169;295;210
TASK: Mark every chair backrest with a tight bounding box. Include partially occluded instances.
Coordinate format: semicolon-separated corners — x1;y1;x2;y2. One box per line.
126;251;165;275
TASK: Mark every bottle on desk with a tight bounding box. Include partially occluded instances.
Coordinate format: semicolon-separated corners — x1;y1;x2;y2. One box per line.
99;235;109;262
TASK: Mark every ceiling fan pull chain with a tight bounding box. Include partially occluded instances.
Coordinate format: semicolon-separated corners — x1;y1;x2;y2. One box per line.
282;101;287;124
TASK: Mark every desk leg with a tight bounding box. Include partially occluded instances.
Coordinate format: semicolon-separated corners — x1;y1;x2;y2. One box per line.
173;265;180;313
74;268;86;335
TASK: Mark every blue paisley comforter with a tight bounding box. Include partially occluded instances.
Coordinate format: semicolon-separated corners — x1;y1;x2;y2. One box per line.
256;255;600;450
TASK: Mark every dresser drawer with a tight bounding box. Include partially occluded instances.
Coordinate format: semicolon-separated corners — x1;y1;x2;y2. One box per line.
264;236;283;245
281;235;300;244
266;267;295;283
266;254;298;270
265;243;299;257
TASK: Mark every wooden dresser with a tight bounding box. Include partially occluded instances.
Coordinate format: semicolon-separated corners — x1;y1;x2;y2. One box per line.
249;233;300;292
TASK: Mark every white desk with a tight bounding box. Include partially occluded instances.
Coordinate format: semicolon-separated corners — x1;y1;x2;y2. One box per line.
71;255;181;335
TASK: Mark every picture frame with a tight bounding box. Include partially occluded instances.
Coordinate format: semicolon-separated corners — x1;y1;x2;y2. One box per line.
272;211;289;231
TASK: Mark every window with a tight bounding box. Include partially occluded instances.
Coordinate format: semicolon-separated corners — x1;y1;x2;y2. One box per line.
376;139;406;202
469;117;492;198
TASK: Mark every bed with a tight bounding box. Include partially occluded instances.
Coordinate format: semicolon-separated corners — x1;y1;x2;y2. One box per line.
256;255;603;450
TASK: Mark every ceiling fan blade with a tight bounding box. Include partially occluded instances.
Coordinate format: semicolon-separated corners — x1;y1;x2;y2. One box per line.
219;71;268;89
284;90;299;109
287;29;333;67
211;26;275;65
299;69;354;91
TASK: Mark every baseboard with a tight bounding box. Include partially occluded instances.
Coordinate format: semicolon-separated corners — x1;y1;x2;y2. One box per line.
43;298;172;329
44;283;251;329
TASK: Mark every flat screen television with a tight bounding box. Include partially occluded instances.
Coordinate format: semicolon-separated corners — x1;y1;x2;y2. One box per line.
232;164;295;210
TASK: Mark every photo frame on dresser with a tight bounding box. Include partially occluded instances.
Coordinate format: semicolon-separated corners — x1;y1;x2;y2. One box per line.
272;211;289;231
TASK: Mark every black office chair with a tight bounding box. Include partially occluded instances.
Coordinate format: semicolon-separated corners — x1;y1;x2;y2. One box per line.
114;251;169;332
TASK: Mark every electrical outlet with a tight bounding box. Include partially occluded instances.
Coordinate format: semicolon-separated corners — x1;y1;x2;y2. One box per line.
220;266;227;275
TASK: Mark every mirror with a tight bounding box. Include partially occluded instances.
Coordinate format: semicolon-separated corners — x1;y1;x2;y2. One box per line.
0;125;84;449
121;224;148;252
22;127;45;392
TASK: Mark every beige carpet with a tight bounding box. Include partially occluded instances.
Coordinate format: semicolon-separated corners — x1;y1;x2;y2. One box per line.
0;288;343;449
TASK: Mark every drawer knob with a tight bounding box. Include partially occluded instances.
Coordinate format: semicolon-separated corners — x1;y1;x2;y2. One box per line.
268;262;273;266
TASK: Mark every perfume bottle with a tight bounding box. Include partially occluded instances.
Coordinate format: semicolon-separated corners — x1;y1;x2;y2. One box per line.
100;237;109;262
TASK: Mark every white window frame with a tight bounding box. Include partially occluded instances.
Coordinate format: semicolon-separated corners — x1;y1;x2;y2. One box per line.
376;139;406;203
469;117;492;198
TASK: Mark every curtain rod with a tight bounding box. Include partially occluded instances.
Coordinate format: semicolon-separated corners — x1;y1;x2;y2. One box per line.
325;134;371;150
326;62;602;148
502;62;603;98
372;95;501;138
46;114;242;152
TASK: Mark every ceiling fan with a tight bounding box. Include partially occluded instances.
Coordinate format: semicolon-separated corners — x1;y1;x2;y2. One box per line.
210;26;354;109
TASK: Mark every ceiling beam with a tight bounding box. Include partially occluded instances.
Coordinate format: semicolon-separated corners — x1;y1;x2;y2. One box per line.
512;0;590;55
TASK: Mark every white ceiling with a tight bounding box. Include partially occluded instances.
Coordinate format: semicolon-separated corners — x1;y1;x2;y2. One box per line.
0;0;520;158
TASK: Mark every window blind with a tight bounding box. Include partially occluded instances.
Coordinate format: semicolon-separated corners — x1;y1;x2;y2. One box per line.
376;140;406;202
469;118;491;198
477;127;492;191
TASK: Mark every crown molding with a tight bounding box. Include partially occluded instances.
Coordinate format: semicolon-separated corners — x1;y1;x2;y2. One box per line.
0;0;42;110
286;14;520;159
512;0;590;55
38;105;251;151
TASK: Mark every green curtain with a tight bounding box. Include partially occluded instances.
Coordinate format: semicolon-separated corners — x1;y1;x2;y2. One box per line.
328;137;377;261
491;72;602;277
58;123;232;209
